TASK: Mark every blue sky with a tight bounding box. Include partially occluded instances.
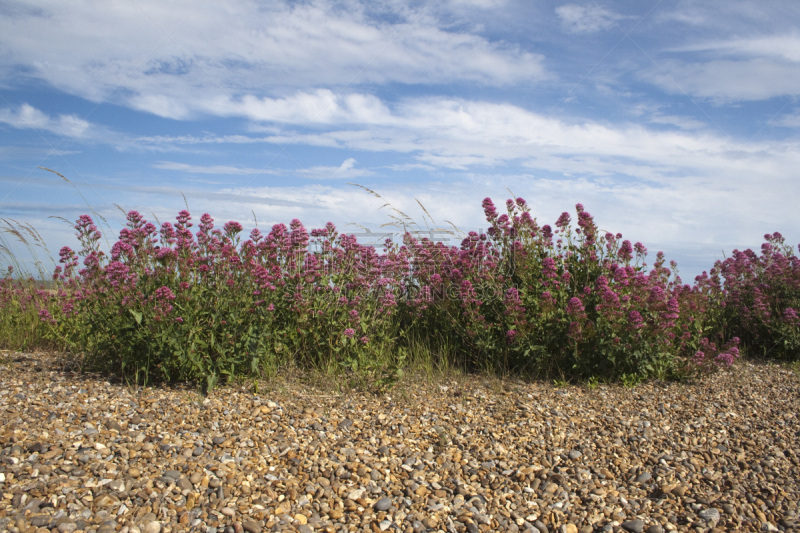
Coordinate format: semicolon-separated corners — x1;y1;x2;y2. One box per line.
1;0;799;278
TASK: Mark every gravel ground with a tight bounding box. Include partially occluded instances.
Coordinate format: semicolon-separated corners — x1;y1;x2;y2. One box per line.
0;352;799;533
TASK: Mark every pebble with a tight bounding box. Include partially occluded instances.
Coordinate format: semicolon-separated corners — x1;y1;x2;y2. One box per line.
374;496;392;511
621;519;644;533
699;508;721;526
58;522;77;533
242;519;262;533
0;353;798;533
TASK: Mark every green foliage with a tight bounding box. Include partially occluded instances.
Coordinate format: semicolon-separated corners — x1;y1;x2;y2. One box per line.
620;372;644;388
2;193;798;391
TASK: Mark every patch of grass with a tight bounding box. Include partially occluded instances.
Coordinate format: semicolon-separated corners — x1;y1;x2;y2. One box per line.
620;373;644;388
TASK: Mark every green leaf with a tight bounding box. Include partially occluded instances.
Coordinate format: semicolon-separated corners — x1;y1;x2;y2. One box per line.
129;309;143;325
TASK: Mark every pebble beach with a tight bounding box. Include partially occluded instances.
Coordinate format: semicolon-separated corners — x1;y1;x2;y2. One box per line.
0;352;798;533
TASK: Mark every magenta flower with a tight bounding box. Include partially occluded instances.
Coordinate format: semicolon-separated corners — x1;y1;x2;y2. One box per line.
628;310;643;328
482;198;498;221
566;297;584;315
618;240;633;261
154;286;176;301
224;221;243;236
693;350;705;364
38;309;53;322
344;328;355;338
542;257;557;279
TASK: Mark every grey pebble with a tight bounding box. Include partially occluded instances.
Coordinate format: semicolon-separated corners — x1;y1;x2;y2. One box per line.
722;503;737;515
374;497;392;511
621;519;644;533
646;525;663;533
635;472;652;483
31;516;50;528
699;508;720;525
533;520;549;533
568;450;582;460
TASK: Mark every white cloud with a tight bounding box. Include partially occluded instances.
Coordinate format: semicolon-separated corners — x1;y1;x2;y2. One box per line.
152;161;278;175
127;91;800;195
641;33;800;102
774;113;800;128
447;0;506;8
0;146;80;160
673;34;800;62
555;4;626;33
233;90;394;125
648;114;706;130
0;103;90;137
236;93;794;180
296;158;374;180
0;0;547;120
643;58;800;102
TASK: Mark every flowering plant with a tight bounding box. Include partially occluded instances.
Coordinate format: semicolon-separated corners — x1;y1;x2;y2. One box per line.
2;194;795;387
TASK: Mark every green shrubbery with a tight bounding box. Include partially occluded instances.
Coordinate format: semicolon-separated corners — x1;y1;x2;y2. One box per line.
2;195;798;389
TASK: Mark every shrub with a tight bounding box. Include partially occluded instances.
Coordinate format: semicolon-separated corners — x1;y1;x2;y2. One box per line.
708;232;800;360
4;194;795;387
